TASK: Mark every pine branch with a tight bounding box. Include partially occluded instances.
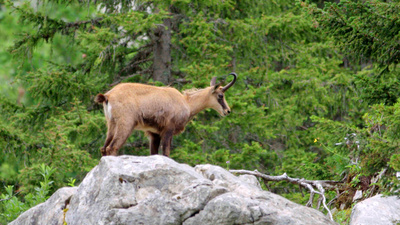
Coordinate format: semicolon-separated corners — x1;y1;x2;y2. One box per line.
110;69;151;87
11;5;103;58
116;57;152;76
109;45;154;85
318;1;400;67
59;17;102;36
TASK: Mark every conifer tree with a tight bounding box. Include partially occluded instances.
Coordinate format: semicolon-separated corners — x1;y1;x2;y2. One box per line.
309;0;400;105
306;0;400;200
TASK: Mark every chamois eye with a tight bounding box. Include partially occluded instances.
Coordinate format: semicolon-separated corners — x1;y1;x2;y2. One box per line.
218;94;224;99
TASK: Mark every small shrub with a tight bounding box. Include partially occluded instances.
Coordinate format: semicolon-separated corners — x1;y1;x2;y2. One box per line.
0;164;56;224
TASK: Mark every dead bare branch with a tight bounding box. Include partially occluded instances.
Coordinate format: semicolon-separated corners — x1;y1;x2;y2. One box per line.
229;170;341;189
316;183;333;220
367;167;388;198
229;169;340;221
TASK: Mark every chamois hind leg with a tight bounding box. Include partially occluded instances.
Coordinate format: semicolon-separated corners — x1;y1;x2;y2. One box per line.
106;121;135;156
161;129;174;157
147;132;161;155
101;120;116;156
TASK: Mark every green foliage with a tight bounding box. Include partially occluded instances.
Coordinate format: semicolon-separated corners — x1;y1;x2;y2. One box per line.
0;164;56;224
66;177;77;187
390;154;400;171
303;1;400;207
354;68;400;105
307;0;400;105
333;208;352;225
308;0;400;67
0;0;98;199
1;0;400;224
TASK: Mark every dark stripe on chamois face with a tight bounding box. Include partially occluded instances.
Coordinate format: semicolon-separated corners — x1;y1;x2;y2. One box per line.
218;98;227;110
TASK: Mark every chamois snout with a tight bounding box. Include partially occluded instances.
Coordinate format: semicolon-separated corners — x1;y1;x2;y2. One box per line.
222;106;231;116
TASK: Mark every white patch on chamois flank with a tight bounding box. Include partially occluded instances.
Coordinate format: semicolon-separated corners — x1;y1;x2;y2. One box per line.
105;102;112;119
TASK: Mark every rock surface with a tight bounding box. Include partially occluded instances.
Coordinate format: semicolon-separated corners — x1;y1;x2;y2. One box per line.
350;194;400;225
11;155;337;225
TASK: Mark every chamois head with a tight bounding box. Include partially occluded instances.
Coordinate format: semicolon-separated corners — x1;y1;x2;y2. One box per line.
208;72;237;116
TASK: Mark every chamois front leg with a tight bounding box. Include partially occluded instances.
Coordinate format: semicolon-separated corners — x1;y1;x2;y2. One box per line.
148;132;161;155
161;129;174;157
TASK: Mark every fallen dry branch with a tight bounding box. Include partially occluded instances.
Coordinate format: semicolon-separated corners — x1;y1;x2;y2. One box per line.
367;167;387;198
229;169;343;221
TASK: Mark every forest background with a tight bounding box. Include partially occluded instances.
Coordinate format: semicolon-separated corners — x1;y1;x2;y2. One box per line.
0;0;400;224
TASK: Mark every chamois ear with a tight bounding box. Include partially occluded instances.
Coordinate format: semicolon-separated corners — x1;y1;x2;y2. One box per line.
210;76;217;86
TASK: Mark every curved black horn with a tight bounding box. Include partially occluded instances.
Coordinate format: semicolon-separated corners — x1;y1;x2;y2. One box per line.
222;72;237;92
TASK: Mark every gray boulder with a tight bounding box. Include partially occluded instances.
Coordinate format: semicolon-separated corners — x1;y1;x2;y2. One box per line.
350;194;400;225
11;155;337;225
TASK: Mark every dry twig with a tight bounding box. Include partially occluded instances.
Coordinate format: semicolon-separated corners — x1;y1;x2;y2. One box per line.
229;169;341;221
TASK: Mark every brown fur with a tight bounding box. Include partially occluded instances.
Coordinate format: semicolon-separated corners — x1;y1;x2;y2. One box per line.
96;73;237;157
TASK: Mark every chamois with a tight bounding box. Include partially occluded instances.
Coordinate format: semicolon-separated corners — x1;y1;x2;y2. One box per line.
95;72;237;157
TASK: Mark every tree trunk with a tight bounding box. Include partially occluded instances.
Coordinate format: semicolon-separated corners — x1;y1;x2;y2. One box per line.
152;16;171;85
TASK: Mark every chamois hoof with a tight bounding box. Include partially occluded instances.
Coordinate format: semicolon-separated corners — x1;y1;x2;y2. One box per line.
105;146;118;156
100;147;107;156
